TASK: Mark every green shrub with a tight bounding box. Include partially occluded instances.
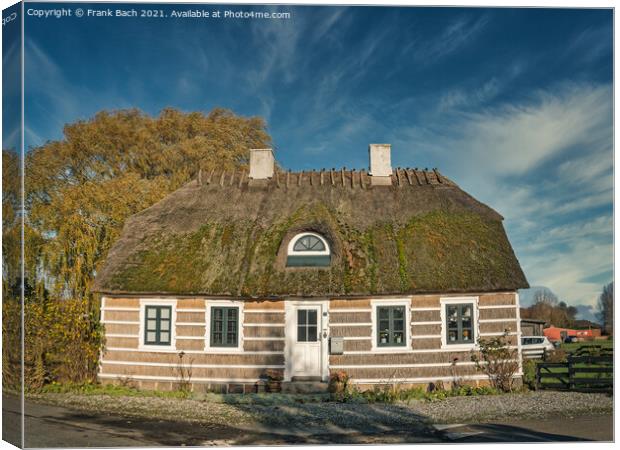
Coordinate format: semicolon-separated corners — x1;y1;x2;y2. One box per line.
522;359;538;390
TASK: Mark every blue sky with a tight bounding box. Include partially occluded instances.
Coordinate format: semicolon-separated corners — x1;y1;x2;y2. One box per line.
16;4;613;314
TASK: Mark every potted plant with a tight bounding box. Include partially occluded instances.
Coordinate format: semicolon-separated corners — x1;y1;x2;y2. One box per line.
262;369;283;393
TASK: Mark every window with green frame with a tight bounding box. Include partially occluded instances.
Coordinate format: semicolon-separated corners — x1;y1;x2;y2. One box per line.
144;305;172;345
376;305;406;347
445;303;474;344
210;307;239;347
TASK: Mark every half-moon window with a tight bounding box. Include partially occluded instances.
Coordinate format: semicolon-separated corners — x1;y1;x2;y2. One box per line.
286;232;330;267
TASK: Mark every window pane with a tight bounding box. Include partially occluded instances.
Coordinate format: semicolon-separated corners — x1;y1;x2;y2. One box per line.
461;329;472;341
227;308;237;321
160;332;170;343
448;330;458;341
392;307;404;319
393;319;404;331
461;317;472;329
160;308;170;319
297;309;307;325
213;332;222;344
393;331;404;344
308;310;317;325
378;307;389;320
298;326;307;342
147;308;157;319
379;331;390;344
146;331;157;343
379;320;390;331
160;320;170;331
213;308;223;320
147;320;157;330
307;326;317;341
461;305;472;317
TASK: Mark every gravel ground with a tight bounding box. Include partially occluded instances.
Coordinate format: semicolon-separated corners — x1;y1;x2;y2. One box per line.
27;390;613;431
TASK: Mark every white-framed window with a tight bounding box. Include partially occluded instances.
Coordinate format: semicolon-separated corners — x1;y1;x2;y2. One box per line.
440;297;479;350
138;299;177;351
370;299;411;352
205;300;244;353
286;232;331;267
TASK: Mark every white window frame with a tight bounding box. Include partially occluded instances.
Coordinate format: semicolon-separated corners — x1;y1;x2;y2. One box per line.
205;300;244;353
287;232;330;256
370;298;411;352
138;298;177;352
440;296;479;350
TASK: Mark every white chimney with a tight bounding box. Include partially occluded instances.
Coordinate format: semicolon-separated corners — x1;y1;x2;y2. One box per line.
249;148;275;179
369;144;392;184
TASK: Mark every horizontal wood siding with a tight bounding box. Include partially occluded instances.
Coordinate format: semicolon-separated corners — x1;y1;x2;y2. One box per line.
330;299;371;309
479;307;517;320
410;296;440;308
244;300;285;310
411;324;442;335
343;340;372;352
334;366;479;380
329;312;371;323
479;293;516;306
331;351;479;366
102;350;284;365
411;310;440;322
104;298;139;308
411;338;442;350
330;325;372;338
244;312;285;324
480;321;518;334
101;297;286;387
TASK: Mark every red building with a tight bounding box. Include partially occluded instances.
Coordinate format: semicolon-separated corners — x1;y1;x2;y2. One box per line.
544;325;602;342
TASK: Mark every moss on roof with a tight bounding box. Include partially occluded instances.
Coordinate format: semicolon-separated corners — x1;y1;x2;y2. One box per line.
94;169;528;296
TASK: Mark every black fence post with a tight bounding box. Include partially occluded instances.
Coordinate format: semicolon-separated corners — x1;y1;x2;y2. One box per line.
568;356;575;391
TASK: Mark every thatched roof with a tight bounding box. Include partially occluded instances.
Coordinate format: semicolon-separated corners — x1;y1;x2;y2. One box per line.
94;168;528;297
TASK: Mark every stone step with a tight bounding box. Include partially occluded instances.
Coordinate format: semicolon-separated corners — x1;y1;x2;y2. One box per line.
281;381;329;394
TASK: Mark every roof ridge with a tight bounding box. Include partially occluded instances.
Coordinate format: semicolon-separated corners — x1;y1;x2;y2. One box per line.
195;167;453;189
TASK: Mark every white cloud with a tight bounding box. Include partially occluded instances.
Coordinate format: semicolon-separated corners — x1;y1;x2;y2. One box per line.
394;82;613;308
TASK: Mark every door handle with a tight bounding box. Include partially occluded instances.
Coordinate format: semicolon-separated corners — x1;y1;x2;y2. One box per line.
322;330;328;339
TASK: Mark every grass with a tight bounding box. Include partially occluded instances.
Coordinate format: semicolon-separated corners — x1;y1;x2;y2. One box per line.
34;382;504;405
560;339;613;353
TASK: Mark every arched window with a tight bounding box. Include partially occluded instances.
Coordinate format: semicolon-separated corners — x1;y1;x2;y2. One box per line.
286;232;331;267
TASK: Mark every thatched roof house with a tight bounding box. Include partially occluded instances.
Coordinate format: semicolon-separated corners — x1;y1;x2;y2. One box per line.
95;145;528;393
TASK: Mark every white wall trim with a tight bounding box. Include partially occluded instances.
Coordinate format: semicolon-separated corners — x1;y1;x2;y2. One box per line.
105;334;138;339
343;346;520;355
243;323;285;327
410;307;441;312
331;360;518;369
138;299;178;352
342;336;372;341
102;320;140;325
204;299;244;353
410;334;442;339
329;322;372;327
411;321;442;326
515;292;524;374
104;347;282;355
243;337;285;341
480;331;518;337
102;307;140;312
176;322;206;326
350;374;521;384
244;310;285;314
479;318;518;323
329;308;372;313
102;360;284;369
98;373;262;383
440;296;479;351
177;308;206;313
478;304;517;310
370;298;412;352
175;336;205;341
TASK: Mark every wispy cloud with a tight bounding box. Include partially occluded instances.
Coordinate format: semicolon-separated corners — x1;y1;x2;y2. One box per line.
394;82;612;307
408;15;489;64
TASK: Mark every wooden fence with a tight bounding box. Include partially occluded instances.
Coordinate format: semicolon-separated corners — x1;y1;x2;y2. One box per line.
536;352;613;393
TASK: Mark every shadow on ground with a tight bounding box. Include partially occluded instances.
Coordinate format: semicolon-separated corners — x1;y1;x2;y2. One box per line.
8;395;602;447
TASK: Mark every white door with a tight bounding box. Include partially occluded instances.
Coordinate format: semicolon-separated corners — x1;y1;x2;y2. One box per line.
290;305;323;379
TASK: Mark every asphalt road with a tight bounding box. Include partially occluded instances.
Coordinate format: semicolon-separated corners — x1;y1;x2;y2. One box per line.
2;395;613;447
